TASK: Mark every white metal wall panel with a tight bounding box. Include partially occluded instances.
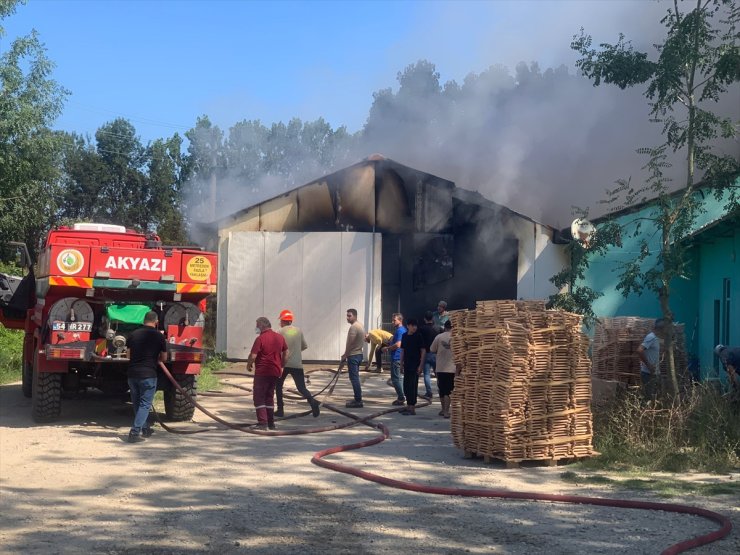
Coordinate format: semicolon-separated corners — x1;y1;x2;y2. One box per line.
264;233;303;332
340;233;376;357
225;232;265;359
216;236;229;353
302;233;343;360
218;231;381;361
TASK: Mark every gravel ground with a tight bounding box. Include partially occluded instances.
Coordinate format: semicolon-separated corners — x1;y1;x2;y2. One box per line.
1;364;738;554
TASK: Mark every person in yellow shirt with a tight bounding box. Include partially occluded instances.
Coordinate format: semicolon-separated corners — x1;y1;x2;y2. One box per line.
365;328;393;373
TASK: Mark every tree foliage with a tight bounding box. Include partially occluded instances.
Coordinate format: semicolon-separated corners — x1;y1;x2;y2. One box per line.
570;0;740;394
183;115;353;222
0;0;68;255
60;119;188;243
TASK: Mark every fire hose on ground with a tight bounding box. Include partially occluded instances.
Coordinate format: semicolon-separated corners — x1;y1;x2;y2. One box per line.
157;362;733;554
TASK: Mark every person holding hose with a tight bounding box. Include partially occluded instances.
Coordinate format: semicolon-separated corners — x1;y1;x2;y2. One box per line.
125;310;167;443
365;328;393;373
276;309;320;418
342;308;365;408
247;316;287;430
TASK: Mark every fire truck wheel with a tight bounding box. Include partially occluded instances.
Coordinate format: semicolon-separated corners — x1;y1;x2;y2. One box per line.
32;371;62;422
22;362;33;398
164;375;196;421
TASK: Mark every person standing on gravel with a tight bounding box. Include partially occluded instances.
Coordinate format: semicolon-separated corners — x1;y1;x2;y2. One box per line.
431;320;456;418
126;310;167;443
247;317;288;430
341;308;365;408
276;309;320;418
399;318;426;415
419;311;439;400
383;313;407;406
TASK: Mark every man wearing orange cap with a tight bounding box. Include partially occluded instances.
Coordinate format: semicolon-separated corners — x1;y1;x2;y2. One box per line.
276;309;320;418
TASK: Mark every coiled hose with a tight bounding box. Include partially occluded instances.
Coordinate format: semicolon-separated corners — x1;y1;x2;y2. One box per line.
158;363;733;554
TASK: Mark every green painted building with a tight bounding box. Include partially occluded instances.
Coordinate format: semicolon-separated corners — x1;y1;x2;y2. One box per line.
580;182;739;383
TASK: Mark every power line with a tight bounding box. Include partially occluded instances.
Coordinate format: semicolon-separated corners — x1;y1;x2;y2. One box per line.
66;101;191;131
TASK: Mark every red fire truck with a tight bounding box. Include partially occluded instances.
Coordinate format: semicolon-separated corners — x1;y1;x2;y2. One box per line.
0;223;217;422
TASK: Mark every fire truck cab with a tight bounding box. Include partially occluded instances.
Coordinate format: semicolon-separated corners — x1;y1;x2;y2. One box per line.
1;223;217;422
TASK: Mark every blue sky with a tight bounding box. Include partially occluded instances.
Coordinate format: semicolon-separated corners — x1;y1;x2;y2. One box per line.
3;0;664;143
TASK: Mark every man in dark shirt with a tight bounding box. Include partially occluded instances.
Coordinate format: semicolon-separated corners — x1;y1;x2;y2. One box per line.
419;311;439;400
715;345;740;397
126;310;167;443
400;318;426;415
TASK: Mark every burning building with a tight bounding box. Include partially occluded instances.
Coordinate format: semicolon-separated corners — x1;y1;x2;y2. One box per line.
214;155;567;360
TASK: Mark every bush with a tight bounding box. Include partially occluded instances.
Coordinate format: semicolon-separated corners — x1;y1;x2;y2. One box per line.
583;385;740;473
0;324;23;385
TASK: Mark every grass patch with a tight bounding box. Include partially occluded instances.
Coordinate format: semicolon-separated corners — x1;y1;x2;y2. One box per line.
560;471;740;498
0;324;23;385
152;352;227;411
198;352;227;392
583;385;740;474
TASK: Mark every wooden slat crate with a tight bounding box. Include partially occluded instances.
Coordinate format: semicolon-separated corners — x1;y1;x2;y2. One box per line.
449;300;595;463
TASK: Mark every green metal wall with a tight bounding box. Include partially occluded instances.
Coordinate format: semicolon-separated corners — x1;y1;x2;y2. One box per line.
579;185;737;380
696;230;739;381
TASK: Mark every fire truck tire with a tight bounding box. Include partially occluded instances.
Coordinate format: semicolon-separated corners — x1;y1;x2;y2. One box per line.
22;362;33;398
32;371;62;422
164;375;196;421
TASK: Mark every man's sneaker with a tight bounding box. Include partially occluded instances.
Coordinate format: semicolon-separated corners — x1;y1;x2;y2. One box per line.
127;432;144;443
251;423;268;431
142;427;154;438
310;401;321;418
345;400;364;408
274;408;284;418
268;422;277;430
422;393;432;401
392;399;405;406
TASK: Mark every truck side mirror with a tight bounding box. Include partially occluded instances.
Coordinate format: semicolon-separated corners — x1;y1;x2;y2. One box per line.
17;248;29;269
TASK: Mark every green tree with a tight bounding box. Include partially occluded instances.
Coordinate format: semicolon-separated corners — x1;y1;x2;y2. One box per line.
60;119;188;242
147;133;188;244
0;0;68;255
571;0;740;394
184;115;353;226
183;115;226;223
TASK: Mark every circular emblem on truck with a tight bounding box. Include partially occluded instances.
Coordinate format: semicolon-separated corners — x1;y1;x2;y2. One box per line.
56;249;84;275
186;256;212;281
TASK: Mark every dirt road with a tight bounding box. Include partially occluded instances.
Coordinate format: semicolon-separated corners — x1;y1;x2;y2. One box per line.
1;366;738;554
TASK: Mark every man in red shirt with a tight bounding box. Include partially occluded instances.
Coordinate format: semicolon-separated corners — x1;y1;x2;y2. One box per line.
247;316;288;430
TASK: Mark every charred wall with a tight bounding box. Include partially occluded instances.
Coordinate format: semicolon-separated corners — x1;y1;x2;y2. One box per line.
381;197;518;323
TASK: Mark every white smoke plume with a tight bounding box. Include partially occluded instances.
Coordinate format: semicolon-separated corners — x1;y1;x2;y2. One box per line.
184;0;739;231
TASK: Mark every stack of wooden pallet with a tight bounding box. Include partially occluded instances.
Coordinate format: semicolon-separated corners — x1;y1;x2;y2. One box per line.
592;317;688;386
450;300;594;464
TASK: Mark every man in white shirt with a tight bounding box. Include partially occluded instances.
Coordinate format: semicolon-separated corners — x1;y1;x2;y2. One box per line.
637;318;665;398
